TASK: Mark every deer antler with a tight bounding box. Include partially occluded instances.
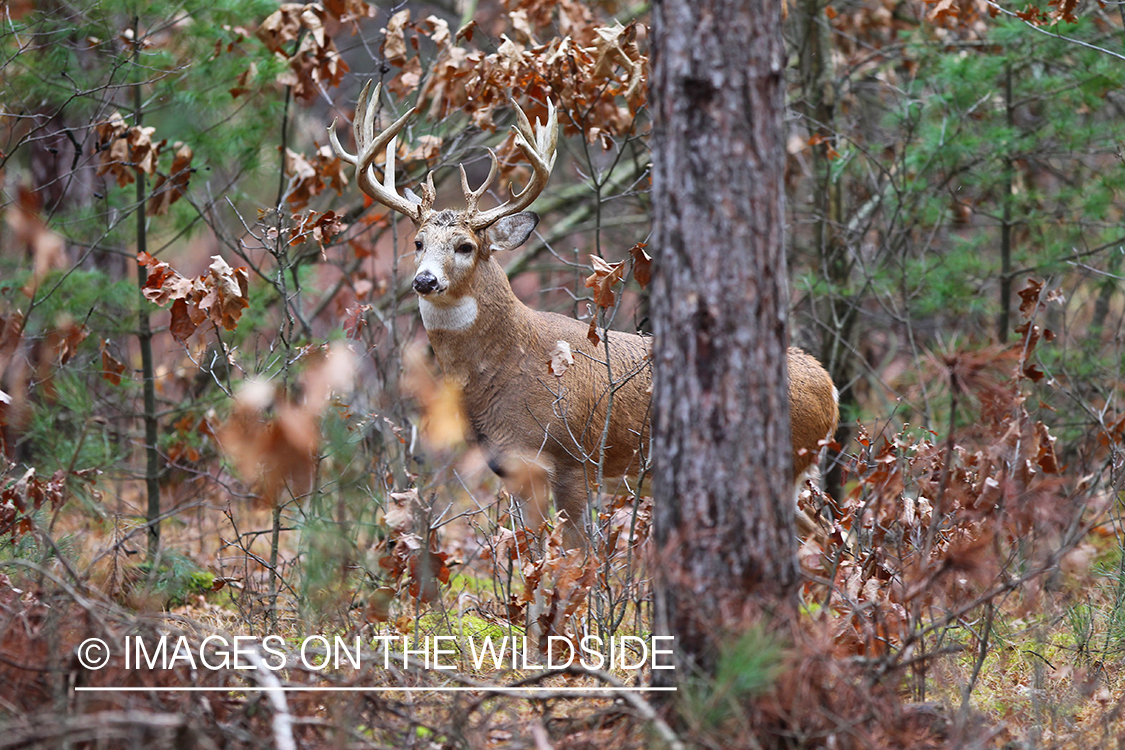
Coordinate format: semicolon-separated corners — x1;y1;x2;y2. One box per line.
328;81;435;224
465;99;558;230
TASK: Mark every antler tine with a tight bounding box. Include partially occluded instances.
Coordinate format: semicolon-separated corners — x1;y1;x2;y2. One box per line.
468;98;559;230
327;119;356;166
459;149;500;215
418;170;437;215
327;80;429;223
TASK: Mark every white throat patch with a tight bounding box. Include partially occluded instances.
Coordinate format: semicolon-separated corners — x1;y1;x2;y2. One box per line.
419;296;478;332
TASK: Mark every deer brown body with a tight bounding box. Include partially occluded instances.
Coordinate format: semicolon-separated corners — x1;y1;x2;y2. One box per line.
331;83;839;547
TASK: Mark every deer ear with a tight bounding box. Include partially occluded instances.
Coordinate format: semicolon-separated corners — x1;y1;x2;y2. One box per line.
487;212;539;253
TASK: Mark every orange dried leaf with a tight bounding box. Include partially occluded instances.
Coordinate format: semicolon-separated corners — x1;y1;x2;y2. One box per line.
629;242;651;288
201;256;250;331
229;63;257;98
54;321;88;366
585;255;626;309
456;20;476;42
6;187;68;296
100;340;126;385
419;15;450;48
1018;278;1044;316
257;4;303;54
324;0;375;21
1035;421;1060;473
364;586;395;623
586;317;600;347
169;298;197;343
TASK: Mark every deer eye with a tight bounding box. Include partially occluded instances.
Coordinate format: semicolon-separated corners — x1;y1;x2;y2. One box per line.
414;240;423;251
456;242;473;255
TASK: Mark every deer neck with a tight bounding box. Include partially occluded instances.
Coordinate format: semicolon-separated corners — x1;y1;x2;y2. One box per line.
418;257;534;381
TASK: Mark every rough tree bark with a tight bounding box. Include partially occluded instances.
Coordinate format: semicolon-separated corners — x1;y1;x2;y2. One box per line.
650;0;796;680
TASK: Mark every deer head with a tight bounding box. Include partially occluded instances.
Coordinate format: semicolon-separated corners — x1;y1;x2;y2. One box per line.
329;82;559;309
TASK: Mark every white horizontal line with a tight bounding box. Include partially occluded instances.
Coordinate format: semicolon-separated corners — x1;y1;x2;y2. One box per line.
74;686;677;693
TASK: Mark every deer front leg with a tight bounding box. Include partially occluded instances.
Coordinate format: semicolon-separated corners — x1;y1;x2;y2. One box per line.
488;454;591;549
551;465;593;550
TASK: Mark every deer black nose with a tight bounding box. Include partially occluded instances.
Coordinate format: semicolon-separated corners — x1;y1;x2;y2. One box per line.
413;271;440;295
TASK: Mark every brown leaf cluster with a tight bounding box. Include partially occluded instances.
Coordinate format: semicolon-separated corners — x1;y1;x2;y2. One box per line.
583;254;625;345
283;145;348;210
49;320;89;368
217;342;356;505
923;0;1078;29
806;410;1065;658
512;524;596;651
4;187;68;296
147;142;194;216
582;244;650;346
256;3;350;103
745;628;952;750
164;413;213;468
378;10;448;101
599;493;653;555
288;209;344;255
95;111;158;187
585;254;626;310
322;0;374;24
47;319;87;368
94;113;194;214
0;468;68;538
374;488;453;611
400;344;468;452
137;253;250;343
341;302;372;339
826;0;913;59
1018;0;1079;25
483;493;649;652
925;0;989;25
407;6;646;144
803;280;1069;658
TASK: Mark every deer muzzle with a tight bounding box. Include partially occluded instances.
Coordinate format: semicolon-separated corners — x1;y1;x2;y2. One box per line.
413;271;443;295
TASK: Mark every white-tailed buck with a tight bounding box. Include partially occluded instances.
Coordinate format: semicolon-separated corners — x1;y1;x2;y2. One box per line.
330;82;839;547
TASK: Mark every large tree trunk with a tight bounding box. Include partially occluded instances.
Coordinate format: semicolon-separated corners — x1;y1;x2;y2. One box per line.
650;0;796;680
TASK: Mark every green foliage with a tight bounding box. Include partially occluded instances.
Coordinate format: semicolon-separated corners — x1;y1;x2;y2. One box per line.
1071;540;1125;660
292;407;391;627
25;372;125;472
0;506;79;563
0;0;291;242
678;626;785;731
4;269;133;470
895;17;1125;300
133;551;215;607
796;10;1125;442
1;5;1122;748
